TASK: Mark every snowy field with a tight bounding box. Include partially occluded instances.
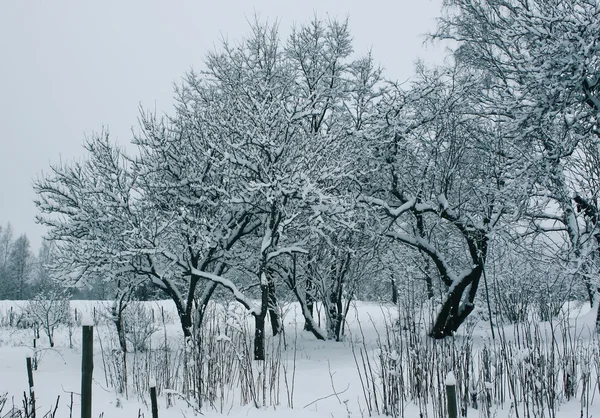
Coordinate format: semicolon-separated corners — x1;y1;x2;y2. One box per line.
0;300;598;418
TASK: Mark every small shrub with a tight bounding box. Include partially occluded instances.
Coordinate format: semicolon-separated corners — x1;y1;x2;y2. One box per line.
25;291;70;347
125;302;159;352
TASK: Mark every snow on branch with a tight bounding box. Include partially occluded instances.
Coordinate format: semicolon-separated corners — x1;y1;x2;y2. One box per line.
190;267;259;315
386;231;457;286
267;246;308;262
360;195;417;217
437;193;458;218
260;227;272;254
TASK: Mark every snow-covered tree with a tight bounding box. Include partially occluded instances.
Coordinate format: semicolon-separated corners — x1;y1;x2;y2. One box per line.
39;9;600;345
362;63;514;338
25;289;70;347
171;17;377;353
7;234;33;300
434;0;600;330
0;224;13;299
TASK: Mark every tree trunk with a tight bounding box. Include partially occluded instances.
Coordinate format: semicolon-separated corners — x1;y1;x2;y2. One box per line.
327;302;338;340
326;285;344;341
327;252;350;341
391;277;398;304
304;276;315;331
196;281;218;329
430;267;482;339
416;213;435;300
292;288;326;341
334;293;344;341
326;285;346;341
584;278;595;307
267;276;281;336
48;328;55;348
115;317;127;352
254;283;269;361
283;255;327;340
254;314;266;361
112;302;127;352
177;308;193;339
424;261;434;300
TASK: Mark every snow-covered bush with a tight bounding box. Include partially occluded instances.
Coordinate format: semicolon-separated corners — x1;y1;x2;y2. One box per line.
364;303;599;418
0;305;19;327
25;291;70;347
125;302;159;352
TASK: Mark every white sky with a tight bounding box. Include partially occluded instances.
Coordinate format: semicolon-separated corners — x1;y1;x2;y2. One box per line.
0;0;448;252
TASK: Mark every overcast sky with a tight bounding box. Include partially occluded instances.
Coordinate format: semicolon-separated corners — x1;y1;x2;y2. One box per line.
0;0;448;252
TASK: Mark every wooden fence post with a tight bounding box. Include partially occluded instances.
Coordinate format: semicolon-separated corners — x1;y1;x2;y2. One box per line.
446;371;458;418
150;379;159;418
81;323;94;418
32;338;38;370
26;356;36;418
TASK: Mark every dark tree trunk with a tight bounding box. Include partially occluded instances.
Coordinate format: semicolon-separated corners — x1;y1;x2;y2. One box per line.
326;286;346;341
114;310;127;352
327;286;345;341
267;276;281;336
424;220;488;339
111;286;128;353
152;278;194;339
416;212;435;300
284;264;326;341
304;276;315;331
430;267;482;339
327;252;350;341
584;279;595;307
254;283;269;361
196;281;218;329
424;261;434;300
579;256;596;306
254;314;266;361
341;295;353;338
425;278;434;300
328;300;338;340
391;277;398;304
48;328;55;348
291;289;326;341
334;293;344;341
177;309;193;339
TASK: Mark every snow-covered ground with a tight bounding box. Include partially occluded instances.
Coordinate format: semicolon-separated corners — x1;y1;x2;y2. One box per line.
0;300;598;417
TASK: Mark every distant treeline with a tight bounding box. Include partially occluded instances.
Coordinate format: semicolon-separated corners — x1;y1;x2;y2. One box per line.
0;222;159;300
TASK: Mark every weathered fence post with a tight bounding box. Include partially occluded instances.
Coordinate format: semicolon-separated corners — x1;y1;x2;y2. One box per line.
32;338;38;370
446;371;458;418
26;356;36;418
81;320;94;418
150;379;159;418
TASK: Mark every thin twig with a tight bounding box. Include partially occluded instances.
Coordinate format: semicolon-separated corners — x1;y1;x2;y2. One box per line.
303;384;350;409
